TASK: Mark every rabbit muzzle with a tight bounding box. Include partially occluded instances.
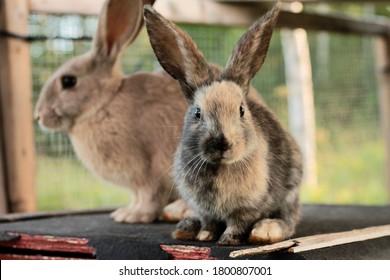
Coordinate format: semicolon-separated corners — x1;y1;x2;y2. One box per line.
35;105;72;132
202;134;237;164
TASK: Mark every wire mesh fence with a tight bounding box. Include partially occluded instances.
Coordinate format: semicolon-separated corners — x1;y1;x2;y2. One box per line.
29;11;387;211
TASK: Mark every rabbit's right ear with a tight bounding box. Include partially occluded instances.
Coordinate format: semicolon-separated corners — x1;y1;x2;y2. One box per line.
222;2;281;95
93;0;154;62
144;5;214;101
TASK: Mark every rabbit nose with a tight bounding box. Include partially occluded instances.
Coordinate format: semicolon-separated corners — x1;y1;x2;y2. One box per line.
33;109;41;122
205;135;231;153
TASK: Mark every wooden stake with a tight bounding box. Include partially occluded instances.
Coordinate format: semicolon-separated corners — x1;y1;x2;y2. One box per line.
230;224;390;258
0;114;8;214
230;240;297;258
0;0;36;212
290;224;390;253
375;35;390;203
281;28;317;187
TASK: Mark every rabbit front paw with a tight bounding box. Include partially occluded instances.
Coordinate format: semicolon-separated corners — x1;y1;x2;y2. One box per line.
110;206;158;224
217;233;242;246
197;230;218;242
172;217;201;240
162;199;193;222
248;218;291;244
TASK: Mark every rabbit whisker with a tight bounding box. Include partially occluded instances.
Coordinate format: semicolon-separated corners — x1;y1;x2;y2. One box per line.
190;155;206;183
194;158;207;184
182;154;203;181
169;153;202;198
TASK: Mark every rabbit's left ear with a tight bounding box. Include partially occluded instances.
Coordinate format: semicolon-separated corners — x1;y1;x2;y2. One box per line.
144;5;214;101
94;0;155;61
222;2;281;95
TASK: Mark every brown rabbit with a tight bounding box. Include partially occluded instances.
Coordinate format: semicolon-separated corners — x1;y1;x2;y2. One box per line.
34;0;190;223
144;2;303;245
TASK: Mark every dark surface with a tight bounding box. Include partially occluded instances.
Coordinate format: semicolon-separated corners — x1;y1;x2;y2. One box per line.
0;204;389;259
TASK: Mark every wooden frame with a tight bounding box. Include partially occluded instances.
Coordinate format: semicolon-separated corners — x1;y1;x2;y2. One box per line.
219;0;390;3
27;0;390;36
0;109;8;214
1;0;390;213
0;0;36;213
219;0;390;2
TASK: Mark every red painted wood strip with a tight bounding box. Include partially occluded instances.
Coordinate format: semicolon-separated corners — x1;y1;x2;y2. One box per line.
160;245;217;260
0;253;87;260
0;232;95;255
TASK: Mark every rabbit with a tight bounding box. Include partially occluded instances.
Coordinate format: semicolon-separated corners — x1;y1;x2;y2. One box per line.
144;1;303;245
34;0;191;224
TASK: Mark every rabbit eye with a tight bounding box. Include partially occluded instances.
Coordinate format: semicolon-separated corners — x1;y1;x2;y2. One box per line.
240;106;245;117
61;75;77;89
194;107;201;119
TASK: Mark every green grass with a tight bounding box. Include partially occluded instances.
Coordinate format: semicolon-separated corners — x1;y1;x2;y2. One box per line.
36;138;389;211
301;138;388;205
37;156;129;211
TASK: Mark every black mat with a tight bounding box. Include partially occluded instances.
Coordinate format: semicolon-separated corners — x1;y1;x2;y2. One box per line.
0;204;389;259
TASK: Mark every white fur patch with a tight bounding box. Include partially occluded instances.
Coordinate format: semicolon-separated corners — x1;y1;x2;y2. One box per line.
250;219;285;243
197;230;214;241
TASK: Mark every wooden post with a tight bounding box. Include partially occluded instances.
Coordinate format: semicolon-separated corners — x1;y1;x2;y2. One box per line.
281;28;317;187
0;113;8;214
375;35;390;203
0;0;36;212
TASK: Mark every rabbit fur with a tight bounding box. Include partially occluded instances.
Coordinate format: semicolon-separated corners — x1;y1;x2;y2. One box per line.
144;2;303;245
34;0;191;223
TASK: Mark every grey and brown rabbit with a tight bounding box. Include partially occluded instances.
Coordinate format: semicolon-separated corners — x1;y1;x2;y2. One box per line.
34;0;191;223
144;2;303;245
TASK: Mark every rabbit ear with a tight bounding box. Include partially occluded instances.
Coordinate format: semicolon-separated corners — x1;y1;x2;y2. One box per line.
222;2;281;95
144;5;214;101
93;0;154;61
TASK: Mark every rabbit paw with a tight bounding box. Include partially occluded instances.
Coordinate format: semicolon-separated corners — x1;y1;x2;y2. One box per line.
217;233;242;246
172;217;201;240
196;230;217;242
110;206;158;224
162;199;193;222
248;219;288;244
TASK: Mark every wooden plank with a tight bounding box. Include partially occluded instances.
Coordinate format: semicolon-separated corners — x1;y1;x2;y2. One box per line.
0;232;96;255
230;240;298;258
160;245;217;260
28;0;390;37
290;224;390;253
217;0;390;3
277;10;390;36
0;0;36;213
375;35;390;203
155;0;390;36
281;28;317;187
230;224;390;258
0;254;86;260
29;0;105;15
28;0;390;15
